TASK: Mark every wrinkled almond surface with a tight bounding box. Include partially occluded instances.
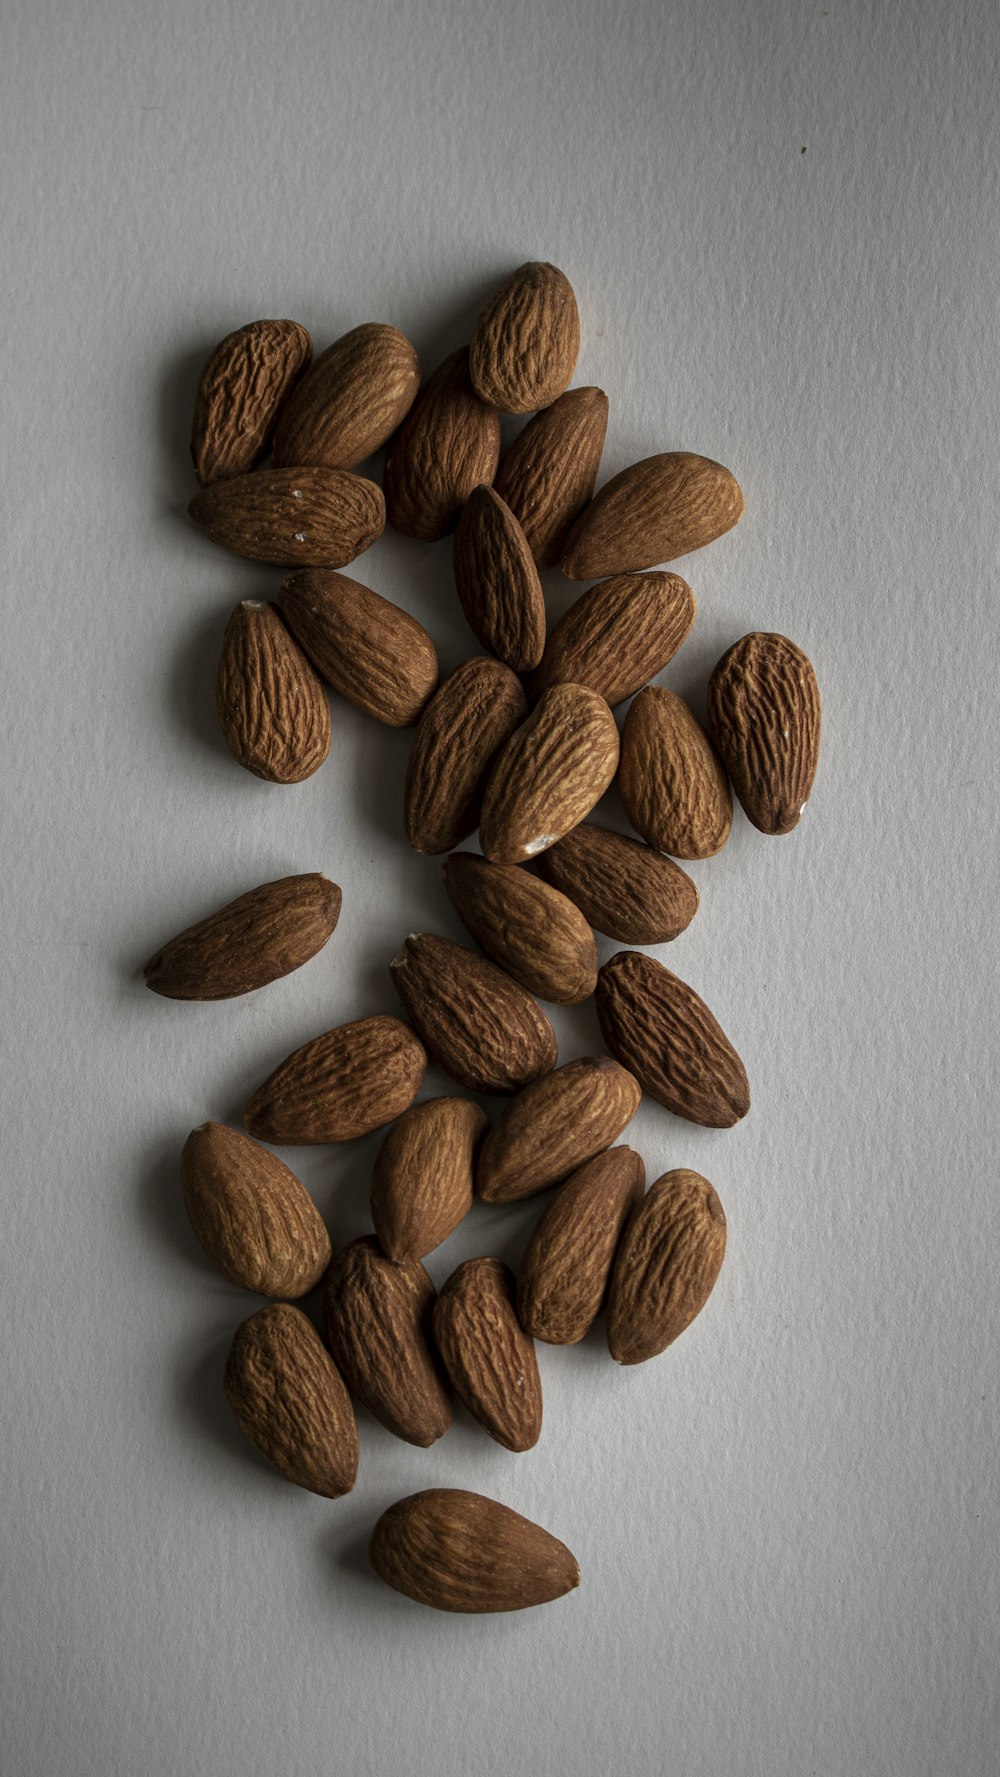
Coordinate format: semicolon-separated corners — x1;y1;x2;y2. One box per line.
443;851;597;1005
191;319;312;486
280;568;438;727
371;1096;487;1262
404;657;528;855
563;451;743;579
144;872;340;1001
370;1488;579;1613
478;683;620;865
433;1258;542;1452
453;485;546;672
469;263;580;415
272;322;420;469
245;1015;426;1144
536;822;699;945
188;466;385;568
529;572;695;707
707;631;821;835
618;686;732;859
389;933;556;1095
323;1236;451;1447
607;1169;727;1364
182;1122;331;1296
596;951;749;1128
384;348;501;540
517;1147;645;1345
494;386;608;568
215;600;331;783
223;1303;358;1497
476;1056;642;1204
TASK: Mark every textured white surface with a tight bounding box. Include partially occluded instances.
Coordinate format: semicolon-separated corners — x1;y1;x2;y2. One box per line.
2;2;999;1773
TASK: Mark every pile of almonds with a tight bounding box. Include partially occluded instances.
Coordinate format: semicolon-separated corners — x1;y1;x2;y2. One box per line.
151;263;821;1615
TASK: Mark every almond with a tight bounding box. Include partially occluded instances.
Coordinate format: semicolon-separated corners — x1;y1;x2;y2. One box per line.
529;572;695;707
370;1488;579;1613
606;1169;726;1364
371;1096;487;1262
453;485;546;672
279;569;438;728
187;466;384;568
323;1236;451;1446
469;263;580;415
442;851;597;1005
516;1147;645;1345
433;1258;542;1452
476;1056;641;1204
144;872;341;1001
384;348;501;540
214;600;331;783
493;386;608;567
562;451;743;579
596;951;749;1128
181;1122;331;1296
478;683;620;865
536;822;699;945
191;319;312;486
272;322;420;469
403;657;528;855
223;1303;358;1497
389;933;556;1096
244;1015;426;1144
707;631;821;834
618;686;732;859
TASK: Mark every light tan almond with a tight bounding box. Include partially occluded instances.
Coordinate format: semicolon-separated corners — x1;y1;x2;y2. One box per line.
188;466;384;567
517;1147;645;1344
469;263;580;415
244;1015;427;1144
707;631;821;834
323;1237;451;1447
442;852;597;1005
389;933;556;1096
272;322;420;469
371;1096;488;1262
182;1123;331;1296
493;387;608;567
453;485;546;672
618;686;732;859
144;872;341;1001
607;1169;727;1364
562;451;743;579
478;683;620;865
529;572;695;706
476;1057;641;1204
223;1303;358;1497
279;569;438;727
595;951;749;1128
191;319;312;486
433;1258;542;1452
370;1489;579;1613
404;657;528;855
536;822;699;945
214;600;330;783
384;348;501;540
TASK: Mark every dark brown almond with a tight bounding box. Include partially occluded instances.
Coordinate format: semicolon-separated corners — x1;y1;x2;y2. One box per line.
529;572;695;706
404;657;528;855
536;823;699;945
563;451;744;579
370;1488;580;1613
476;1057;642;1205
182;1123;331;1296
214;600;331;783
188;466;384;567
191;319;312;486
279;569;438;727
443;852;597;1005
223;1303;358;1497
272;322;420;469
245;1015;426;1144
323;1237;450;1447
607;1169;727;1364
469;263;580;415
478;683;620;865
494;386;608;567
144;872;341;1001
618;686;732;859
517;1147;646;1344
707;631;821;834
384;348;501;540
453;485;546;672
596;951;749;1128
371;1097;488;1262
389;933;556;1096
433;1258;542;1452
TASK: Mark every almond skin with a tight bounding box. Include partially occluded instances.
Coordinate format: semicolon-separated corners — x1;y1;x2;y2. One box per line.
453;485;546;672
403;657;528;855
384;348;501;540
596;951;749;1128
389;933;557;1096
707;631;821;834
215;600;331;783
433;1258;542;1452
529;572;695;707
191;319;312;486
478;683;620;865
223;1303;358;1497
188;466;385;568
182;1122;331;1296
279;569;438;728
370;1488;580;1613
536;822;699;945
469;263;580;415
245;1015;426;1144
562;451;744;579
442;851;597;1005
323;1236;451;1447
144;872;341;1001
476;1057;642;1205
618;686;732;859
272;322;420;469
371;1096;488;1262
517;1147;646;1345
606;1170;727;1364
494;386;608;568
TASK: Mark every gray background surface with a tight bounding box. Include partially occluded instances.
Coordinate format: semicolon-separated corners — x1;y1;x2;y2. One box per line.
2;2;998;1773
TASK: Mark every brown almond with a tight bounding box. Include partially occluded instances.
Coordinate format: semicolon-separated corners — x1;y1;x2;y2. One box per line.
279;569;438;728
516;1147;645;1345
529;572;695;706
476;1057;641;1205
323;1236;450;1446
618;686;732;859
707;631;821;835
403;657;528;855
389;933;556;1096
182;1122;331;1296
384;348;501;540
245;1015;426;1144
191;319;312;486
536;822;699;946
493;386;608;567
607;1169;727;1364
214;600;330;783
453;485;546;672
443;852;597;1005
371;1096;488;1262
479;683;620;865
223;1303;358;1497
188;466;384;568
562;451;743;579
469;263;580;415
596;951;749;1128
433;1258;542;1452
272;322;420;469
370;1488;580;1613
144;872;341;1001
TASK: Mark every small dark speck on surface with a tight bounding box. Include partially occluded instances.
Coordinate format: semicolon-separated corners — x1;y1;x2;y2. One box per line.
801;145;807;155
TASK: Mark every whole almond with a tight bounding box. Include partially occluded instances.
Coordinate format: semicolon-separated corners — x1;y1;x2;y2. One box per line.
403;657;528;855
493;386;608;567
190;319;312;486
371;1096;488;1262
389;933;557;1096
707;631;821;834
182;1122;331;1296
223;1303;358;1497
469;263;580;415
517;1147;645;1344
596;951;749;1128
453;485;546;672
188;466;384;567
323;1236;451;1446
477;1056;641;1205
562;451;743;579
443;852;597;1005
371;1488;579;1613
529;572;695;707
606;1169;727;1364
215;600;330;783
478;683;620;865
272;322;420;469
245;1015;426;1144
433;1258;542;1452
618;686;732;859
279;569;438;727
384;348;501;540
536;822;699;945
144;872;341;1001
